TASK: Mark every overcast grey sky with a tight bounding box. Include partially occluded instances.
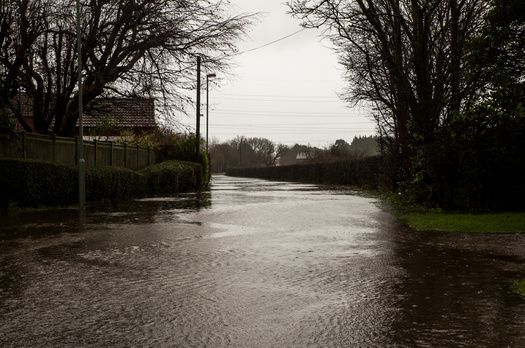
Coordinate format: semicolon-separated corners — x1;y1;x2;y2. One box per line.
184;0;377;147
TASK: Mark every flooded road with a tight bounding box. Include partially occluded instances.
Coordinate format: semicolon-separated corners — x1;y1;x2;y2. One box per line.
1;174;524;347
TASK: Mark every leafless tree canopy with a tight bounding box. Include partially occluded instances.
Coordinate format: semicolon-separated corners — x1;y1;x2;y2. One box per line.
0;0;253;136
288;0;486;153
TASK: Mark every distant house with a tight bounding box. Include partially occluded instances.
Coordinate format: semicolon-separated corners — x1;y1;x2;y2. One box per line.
296;152;309;164
10;94;156;139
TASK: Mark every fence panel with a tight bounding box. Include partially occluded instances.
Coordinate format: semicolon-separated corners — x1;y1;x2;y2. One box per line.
0;131;158;169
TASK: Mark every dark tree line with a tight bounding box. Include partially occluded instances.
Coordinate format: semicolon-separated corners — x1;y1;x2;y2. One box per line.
0;0;252;136
289;0;525;210
209;136;288;172
209;136;378;172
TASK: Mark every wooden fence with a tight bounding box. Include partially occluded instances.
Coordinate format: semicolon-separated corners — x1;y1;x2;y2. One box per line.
0;131;158;170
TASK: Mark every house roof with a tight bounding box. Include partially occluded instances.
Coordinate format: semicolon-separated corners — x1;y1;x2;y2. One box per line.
84;97;156;129
11;94;156;131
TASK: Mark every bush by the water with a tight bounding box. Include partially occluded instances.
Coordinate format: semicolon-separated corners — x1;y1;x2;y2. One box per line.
139;160;206;195
159;133;210;187
0;158;78;208
0;109;16;137
86;166;147;202
0;158;206;209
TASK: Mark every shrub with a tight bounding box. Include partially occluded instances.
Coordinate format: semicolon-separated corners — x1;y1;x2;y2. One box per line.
85;166;147;202
115;129;160;149
176;160;205;192
0;158;206;210
0;158;77;208
141;160;207;193
139;161;180;195
159;134;210;188
0;109;16;137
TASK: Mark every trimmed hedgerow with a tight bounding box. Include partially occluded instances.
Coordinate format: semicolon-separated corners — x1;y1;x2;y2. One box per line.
0;158;206;209
0;158;77;208
140;160;207;194
85;166;147;202
225;156;383;189
139;161;180;195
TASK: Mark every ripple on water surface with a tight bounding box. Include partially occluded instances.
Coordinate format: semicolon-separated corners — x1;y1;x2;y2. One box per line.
1;175;525;347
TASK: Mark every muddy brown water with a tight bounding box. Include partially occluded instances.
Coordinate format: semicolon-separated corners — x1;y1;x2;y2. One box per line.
0;174;524;347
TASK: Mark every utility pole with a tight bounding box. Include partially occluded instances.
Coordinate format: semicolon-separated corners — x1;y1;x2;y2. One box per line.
76;0;85;212
206;73;216;154
239;137;242;166
195;56;201;161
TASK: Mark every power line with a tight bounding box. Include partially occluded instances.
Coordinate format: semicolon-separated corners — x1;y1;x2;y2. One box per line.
214;96;341;103
213;111;367;118
210;122;374;126
218;93;341;99
236;28;307;55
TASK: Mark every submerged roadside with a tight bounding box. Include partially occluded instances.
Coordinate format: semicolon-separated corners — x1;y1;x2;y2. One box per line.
0;158;208;211
382;194;525;298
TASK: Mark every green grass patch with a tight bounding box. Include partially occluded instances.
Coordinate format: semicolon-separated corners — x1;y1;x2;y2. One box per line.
404;212;525;233
512;279;525;296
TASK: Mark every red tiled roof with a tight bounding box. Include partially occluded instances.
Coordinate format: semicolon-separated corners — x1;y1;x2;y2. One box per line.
11;94;156;131
83;98;156;129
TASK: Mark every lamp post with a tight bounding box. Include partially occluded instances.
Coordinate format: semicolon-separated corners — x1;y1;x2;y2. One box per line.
206;73;216;154
76;0;85;212
195;57;201;161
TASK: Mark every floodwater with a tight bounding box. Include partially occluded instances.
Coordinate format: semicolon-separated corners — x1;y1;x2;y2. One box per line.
0;175;524;347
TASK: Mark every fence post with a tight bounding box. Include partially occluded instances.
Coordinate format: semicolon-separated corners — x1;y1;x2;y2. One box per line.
52;134;56;162
110;141;114;166
22;131;26;159
147;146;150;166
136;145;140;170
124;143;127;168
94;139;98;167
75;136;79;164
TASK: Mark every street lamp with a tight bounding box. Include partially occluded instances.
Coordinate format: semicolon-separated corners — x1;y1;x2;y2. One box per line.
76;0;85;212
195;57;201;161
206;73;216;154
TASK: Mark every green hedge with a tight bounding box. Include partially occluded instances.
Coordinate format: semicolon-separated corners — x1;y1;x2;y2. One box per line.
139;160;207;194
86;166;147;202
0;158;78;208
0;158;205;209
139;161;180;195
225;156;383;189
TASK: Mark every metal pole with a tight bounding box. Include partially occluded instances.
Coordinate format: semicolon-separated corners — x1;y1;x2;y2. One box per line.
206;73;216;155
76;0;85;211
206;76;209;155
195;56;201;161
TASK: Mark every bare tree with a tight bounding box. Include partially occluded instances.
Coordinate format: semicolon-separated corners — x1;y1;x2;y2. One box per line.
0;0;49;132
0;0;254;136
288;0;486;181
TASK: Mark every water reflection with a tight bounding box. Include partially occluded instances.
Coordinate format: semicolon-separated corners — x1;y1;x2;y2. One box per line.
0;176;524;347
389;228;525;347
0;191;212;232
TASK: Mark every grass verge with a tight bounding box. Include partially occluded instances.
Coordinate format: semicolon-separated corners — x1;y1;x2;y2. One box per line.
383;193;525;233
512;279;525;297
403;212;525;233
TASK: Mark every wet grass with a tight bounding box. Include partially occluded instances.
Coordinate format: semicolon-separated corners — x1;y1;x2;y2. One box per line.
383;193;525;233
512;279;525;297
404;212;525;233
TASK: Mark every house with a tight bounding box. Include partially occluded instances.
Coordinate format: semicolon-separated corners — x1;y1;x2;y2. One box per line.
296;152;309;164
11;93;37;132
10;94;156;139
82;97;157;141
